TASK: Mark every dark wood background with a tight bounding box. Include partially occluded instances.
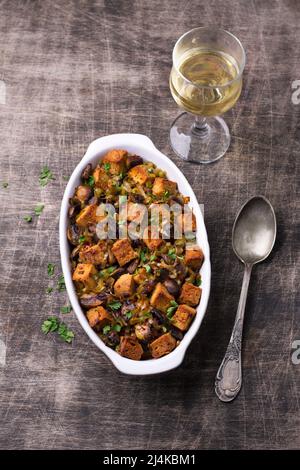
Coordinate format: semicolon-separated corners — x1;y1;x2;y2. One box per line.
0;0;299;450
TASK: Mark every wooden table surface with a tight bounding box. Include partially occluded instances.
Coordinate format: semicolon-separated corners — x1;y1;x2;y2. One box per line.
0;0;299;450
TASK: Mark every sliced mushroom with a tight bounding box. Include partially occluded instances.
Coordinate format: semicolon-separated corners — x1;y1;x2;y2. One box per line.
126;154;143;169
163;278;180;297
75;185;92;204
68;205;80;219
81;163;93;181
79;292;108;308
127;258;139;274
67;224;81;245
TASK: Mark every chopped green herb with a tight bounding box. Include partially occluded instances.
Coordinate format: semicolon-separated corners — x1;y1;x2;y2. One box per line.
34;204;44;216
107;266;117;274
195;278;202;286
166;300;178;319
58;322;75;343
63;175;69;181
78;235;86;244
46;287;53;294
57;274;66;291
150;254;156;262
103;325;111;335
140;250;147;263
60;305;72;314
103;162;111;172
107;301;122;311
148;167;154;174
168;248;176;260
87;175;95;187
2;182;8;188
164;190;170;199
23;215;32;223
42;316;59;334
145;264;151;273
47;263;55;277
39;166;54;187
139;311;152;322
112;324;122;332
125;311;133;320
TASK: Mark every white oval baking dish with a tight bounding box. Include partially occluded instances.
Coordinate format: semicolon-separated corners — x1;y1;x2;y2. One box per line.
59;134;211;375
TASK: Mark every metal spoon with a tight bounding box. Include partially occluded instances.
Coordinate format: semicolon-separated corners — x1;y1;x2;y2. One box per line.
215;196;276;402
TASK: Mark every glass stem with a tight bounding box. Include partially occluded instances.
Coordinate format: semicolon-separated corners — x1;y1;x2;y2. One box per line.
192;115;210;139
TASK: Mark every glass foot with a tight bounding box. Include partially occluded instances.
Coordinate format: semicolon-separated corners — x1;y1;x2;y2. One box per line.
170;112;230;164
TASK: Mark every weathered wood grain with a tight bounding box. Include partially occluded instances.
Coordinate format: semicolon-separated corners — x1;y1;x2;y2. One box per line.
0;0;299;450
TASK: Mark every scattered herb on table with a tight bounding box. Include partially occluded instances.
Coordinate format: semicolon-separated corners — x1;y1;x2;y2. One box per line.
2;182;8;188
58;322;75;343
42;317;74;343
47;263;55;277
39;166;54;187
41;316;59;334
60;305;72;314
57;274;66;291
62;175;69;181
46;287;53;294
24;215;32;223
34;204;44;216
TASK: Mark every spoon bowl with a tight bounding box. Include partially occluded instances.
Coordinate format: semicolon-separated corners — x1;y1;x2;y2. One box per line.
232;196;277;265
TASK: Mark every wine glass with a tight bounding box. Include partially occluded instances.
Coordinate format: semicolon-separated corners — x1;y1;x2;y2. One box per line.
169;27;246;164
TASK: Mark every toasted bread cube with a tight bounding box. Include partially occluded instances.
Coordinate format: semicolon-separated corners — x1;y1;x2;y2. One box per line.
149;333;176;358
79;241;107;266
114;273;135;297
143;227;163;250
133;267;147;285
102;149;127;175
74;185;92;203
127;202;146;223
76;204;102;227
184;246;204;271
86;306;112;329
171;304;196;331
176;211;196;234
111;239;137;266
150;282;174;313
179;282;201;307
72;263;97;289
93;166;109;191
119;336;143;360
152;177;177;196
128;165;149;185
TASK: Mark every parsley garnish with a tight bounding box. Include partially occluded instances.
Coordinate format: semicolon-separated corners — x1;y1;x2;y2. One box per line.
2;182;8;188
140;250;147;263
24;215;32;223
42;316;59;334
145;264;151;273
39;166;54;187
107;301;122;311
78;235;86;244
34;204;44;216
195;278;202;286
103;162;111;172
47;263;55;277
57;274;66;291
168;248;176;260
164;190;170;198
103;325;111;335
112;324;122;332
63;175;69;181
125;311;133;320
60;305;72;314
87;175;95;187
46;287;53;294
58;322;75;343
150;254;156;262
166;300;178;319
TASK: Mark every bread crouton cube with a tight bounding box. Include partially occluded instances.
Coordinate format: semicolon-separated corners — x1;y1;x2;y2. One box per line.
79;241;107;266
102;149;127;175
184;246;204;271
114;273;135;297
119;336;143;360
128;164;149;185
150;282;174;312
72;263;97;289
133;267;147;284
74;185;92;203
171;304;196;331
152;177;177;196
179;282;201;307
93;166;111;191
86;306;112;329
111;239;137;266
76;204;102;227
143;227;163;250
149;333;176;358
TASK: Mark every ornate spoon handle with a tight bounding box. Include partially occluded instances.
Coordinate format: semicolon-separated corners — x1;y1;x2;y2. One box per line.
215;264;252;402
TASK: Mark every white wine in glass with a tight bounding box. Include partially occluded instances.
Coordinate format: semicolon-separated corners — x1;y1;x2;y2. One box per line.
169;28;245;164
